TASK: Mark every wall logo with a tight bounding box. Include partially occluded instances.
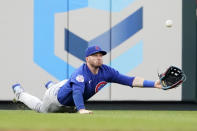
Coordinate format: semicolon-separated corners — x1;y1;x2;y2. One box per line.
34;0;143;80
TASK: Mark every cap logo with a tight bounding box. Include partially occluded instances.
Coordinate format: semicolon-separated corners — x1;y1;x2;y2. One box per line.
95;46;100;50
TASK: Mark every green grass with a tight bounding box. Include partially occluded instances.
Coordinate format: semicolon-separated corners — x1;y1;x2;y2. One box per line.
0;110;197;131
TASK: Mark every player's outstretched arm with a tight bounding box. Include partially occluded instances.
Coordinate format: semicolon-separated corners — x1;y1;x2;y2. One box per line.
132;77;162;89
154;80;162;89
78;109;93;114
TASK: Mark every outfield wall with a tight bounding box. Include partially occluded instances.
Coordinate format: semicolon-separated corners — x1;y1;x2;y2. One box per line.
0;0;196;101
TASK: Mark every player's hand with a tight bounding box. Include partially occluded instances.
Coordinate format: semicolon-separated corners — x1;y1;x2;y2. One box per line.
78;109;93;114
154;80;162;89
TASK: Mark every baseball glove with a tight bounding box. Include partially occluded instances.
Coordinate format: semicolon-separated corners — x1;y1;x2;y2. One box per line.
158;66;186;90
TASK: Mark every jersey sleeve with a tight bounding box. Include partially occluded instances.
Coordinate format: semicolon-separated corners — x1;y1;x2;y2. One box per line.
70;74;86;110
106;66;135;87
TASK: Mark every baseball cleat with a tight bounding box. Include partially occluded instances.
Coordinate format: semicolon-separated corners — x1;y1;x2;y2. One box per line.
45;81;54;89
12;84;24;100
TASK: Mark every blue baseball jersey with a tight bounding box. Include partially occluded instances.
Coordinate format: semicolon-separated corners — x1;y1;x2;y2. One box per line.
57;64;135;110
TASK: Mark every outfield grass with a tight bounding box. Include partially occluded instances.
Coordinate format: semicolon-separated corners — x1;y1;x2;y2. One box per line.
0;110;197;131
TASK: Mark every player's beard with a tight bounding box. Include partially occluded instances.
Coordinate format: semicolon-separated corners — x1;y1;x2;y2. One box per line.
90;60;103;69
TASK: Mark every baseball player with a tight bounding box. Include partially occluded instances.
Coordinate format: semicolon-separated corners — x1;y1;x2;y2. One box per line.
12;45;162;114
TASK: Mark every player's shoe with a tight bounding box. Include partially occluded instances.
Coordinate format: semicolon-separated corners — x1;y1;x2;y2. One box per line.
45;81;54;89
12;84;24;100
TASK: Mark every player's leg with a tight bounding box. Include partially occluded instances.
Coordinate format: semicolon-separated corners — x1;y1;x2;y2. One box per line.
39;85;63;113
12;84;43;112
43;79;77;113
12;84;63;113
12;79;68;113
45;79;68;89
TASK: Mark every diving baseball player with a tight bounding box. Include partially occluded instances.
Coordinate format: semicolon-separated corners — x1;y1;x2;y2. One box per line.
12;46;162;114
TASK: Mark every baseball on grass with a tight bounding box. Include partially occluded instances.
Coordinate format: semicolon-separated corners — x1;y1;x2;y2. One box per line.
165;20;173;28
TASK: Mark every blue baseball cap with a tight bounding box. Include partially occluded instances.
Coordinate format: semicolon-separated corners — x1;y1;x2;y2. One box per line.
85;46;107;57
